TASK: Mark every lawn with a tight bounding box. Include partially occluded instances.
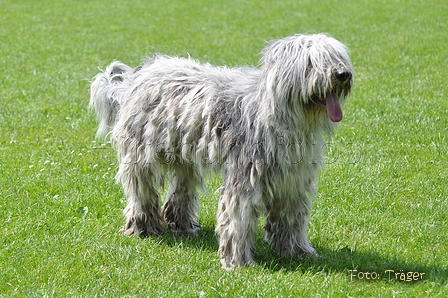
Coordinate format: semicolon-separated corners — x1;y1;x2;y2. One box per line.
1;0;447;296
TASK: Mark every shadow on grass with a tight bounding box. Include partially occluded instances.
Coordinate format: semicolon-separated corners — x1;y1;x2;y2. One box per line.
151;225;446;285
153;225;219;252
256;244;447;285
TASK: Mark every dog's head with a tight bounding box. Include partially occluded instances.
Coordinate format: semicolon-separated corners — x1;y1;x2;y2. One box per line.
260;34;353;122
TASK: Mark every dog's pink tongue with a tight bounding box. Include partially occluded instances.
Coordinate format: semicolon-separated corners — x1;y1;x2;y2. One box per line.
326;92;343;122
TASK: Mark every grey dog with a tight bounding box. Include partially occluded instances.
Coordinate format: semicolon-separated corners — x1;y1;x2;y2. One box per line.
90;33;353;269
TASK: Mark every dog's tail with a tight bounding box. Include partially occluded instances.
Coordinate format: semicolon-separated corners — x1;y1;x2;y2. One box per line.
89;61;133;137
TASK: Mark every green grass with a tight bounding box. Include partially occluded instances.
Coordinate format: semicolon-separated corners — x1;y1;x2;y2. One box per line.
1;0;447;296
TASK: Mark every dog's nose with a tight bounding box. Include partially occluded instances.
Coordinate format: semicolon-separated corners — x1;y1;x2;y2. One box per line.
335;70;352;82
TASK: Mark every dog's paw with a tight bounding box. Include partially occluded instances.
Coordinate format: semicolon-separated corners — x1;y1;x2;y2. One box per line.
220;257;257;270
121;220;163;238
298;247;319;258
167;220;201;237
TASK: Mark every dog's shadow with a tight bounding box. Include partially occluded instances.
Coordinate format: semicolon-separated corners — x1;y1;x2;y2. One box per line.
153;225;446;284
155;225;219;252
256;245;446;284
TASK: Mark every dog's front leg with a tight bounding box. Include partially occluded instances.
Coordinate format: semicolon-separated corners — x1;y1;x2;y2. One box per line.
215;175;261;270
264;193;317;258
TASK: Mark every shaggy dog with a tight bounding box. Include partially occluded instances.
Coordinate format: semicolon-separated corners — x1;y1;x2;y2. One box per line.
90;33;353;269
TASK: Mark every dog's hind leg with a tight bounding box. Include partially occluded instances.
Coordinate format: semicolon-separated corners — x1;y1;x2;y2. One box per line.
264;194;317;258
161;164;202;236
118;162;163;238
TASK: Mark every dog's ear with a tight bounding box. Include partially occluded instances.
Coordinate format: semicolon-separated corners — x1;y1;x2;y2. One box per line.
259;35;313;103
261;35;301;67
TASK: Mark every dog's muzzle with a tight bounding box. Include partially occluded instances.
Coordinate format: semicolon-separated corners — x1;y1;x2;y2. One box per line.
318;64;352;123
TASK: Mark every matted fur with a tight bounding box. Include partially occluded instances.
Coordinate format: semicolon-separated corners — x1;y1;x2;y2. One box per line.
90;33;353;269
